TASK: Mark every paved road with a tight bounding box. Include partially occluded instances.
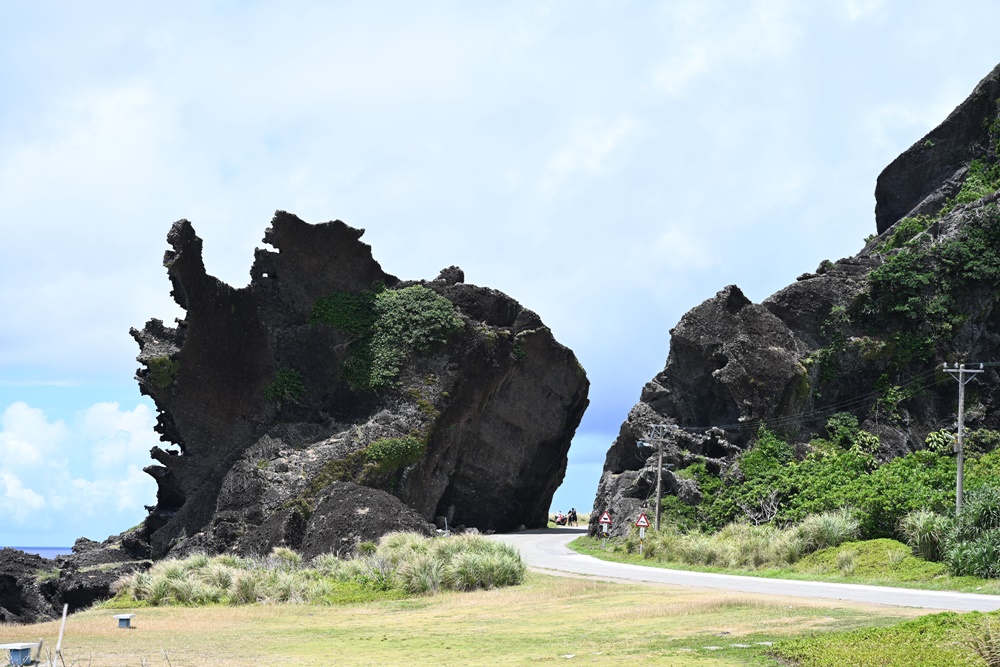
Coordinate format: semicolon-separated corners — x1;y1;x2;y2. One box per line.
493;528;1000;612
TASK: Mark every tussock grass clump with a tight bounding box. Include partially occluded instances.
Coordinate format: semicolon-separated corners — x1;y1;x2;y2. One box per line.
899;508;950;561
113;533;525;607
795;508;859;551
616;510;860;571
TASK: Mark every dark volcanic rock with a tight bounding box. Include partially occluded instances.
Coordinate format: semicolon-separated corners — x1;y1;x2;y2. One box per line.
0;536;151;624
129;212;589;558
875;62;1000;233
299;482;434;558
0;549;56;623
594;62;1000;533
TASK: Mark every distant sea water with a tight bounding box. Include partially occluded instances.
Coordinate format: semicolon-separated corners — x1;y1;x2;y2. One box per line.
6;547;73;559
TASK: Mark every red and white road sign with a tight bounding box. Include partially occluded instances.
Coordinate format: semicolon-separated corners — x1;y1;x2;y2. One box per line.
598;510;612;524
635;513;650;528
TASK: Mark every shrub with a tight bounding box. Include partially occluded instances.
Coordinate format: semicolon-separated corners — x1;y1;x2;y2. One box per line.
946;529;1000;579
270;546;303;571
738;427;793;478
965;616;1000;667
926;430;956;454
796;509;859;551
879;216;931;252
826;412;860;449
311;284;464;391
366;437;426;473
203;563;235;591
312;553;343;577
147;356;180;390
943;485;1000;578
899;509;950;561
264;367;306;403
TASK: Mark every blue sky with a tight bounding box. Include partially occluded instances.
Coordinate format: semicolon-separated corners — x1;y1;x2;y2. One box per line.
2;1;999;545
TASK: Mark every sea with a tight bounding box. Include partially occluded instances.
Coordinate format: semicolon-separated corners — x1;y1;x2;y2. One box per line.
5;547;73;559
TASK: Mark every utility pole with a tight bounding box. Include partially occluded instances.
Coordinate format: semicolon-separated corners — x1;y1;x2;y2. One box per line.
637;424;675;532
943;362;985;514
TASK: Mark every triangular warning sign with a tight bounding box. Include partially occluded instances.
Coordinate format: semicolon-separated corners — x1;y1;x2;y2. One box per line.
598;510;612;524
635;513;650;528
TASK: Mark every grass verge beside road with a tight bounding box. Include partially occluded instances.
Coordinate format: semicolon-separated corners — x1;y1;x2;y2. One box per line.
570;536;1000;595
0;572;930;666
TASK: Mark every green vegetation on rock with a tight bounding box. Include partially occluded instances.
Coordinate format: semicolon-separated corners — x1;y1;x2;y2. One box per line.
878;215;931;252
147;356;180;389
366;436;426;473
662;422;1000;541
263;367;306;402
311;284;464;391
854;205;1000;366
295;437;428;515
946;159;1000;213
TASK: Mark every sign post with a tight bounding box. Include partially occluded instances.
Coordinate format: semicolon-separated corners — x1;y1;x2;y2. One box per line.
635;513;650;555
598;510;612;548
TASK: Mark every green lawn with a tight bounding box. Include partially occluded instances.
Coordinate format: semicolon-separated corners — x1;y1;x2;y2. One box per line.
0;572;930;666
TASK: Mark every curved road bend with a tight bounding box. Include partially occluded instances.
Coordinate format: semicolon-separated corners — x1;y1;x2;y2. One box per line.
492;528;1000;612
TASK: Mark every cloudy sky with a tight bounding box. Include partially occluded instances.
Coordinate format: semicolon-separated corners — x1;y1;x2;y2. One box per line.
2;1;999;546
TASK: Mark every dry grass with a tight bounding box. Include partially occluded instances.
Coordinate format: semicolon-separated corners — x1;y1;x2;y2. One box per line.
0;571;933;666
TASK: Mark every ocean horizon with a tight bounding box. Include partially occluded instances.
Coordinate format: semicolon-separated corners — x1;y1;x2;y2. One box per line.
6;546;73;559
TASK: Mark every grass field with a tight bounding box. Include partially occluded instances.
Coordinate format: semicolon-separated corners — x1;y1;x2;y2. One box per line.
0;572;929;666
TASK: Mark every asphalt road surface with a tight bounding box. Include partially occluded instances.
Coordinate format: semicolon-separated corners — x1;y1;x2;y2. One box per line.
493;528;1000;612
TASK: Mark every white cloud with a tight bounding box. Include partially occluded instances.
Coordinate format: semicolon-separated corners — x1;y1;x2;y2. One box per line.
81;402;160;472
0;401;156;542
646;227;716;273
0;472;47;522
652;0;799;95
0;402;69;467
543;116;637;192
844;0;887;21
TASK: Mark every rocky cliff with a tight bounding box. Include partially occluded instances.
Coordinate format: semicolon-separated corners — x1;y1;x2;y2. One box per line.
129;213;589;559
0;213;588;622
593;62;1000;536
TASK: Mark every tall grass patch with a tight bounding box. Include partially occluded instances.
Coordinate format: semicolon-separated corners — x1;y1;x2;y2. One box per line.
615;510;860;571
112;534;525;608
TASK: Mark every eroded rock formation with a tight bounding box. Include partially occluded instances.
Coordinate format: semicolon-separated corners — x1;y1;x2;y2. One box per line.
594;62;1000;536
129;213;589;558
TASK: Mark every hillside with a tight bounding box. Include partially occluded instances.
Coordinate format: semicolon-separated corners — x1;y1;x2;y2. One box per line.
594;62;1000;535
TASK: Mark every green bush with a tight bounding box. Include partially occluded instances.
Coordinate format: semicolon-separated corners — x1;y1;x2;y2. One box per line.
899;509;950;561
853;205;1000;366
366;436;426;473
826;412;860;449
793;538;948;582
879;215;931;252
738;426;793;478
795;509;859;551
264;367;306;402
951;159;1000;209
147;356;180;390
661;429;965;540
944;485;1000;578
311;284;464;391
